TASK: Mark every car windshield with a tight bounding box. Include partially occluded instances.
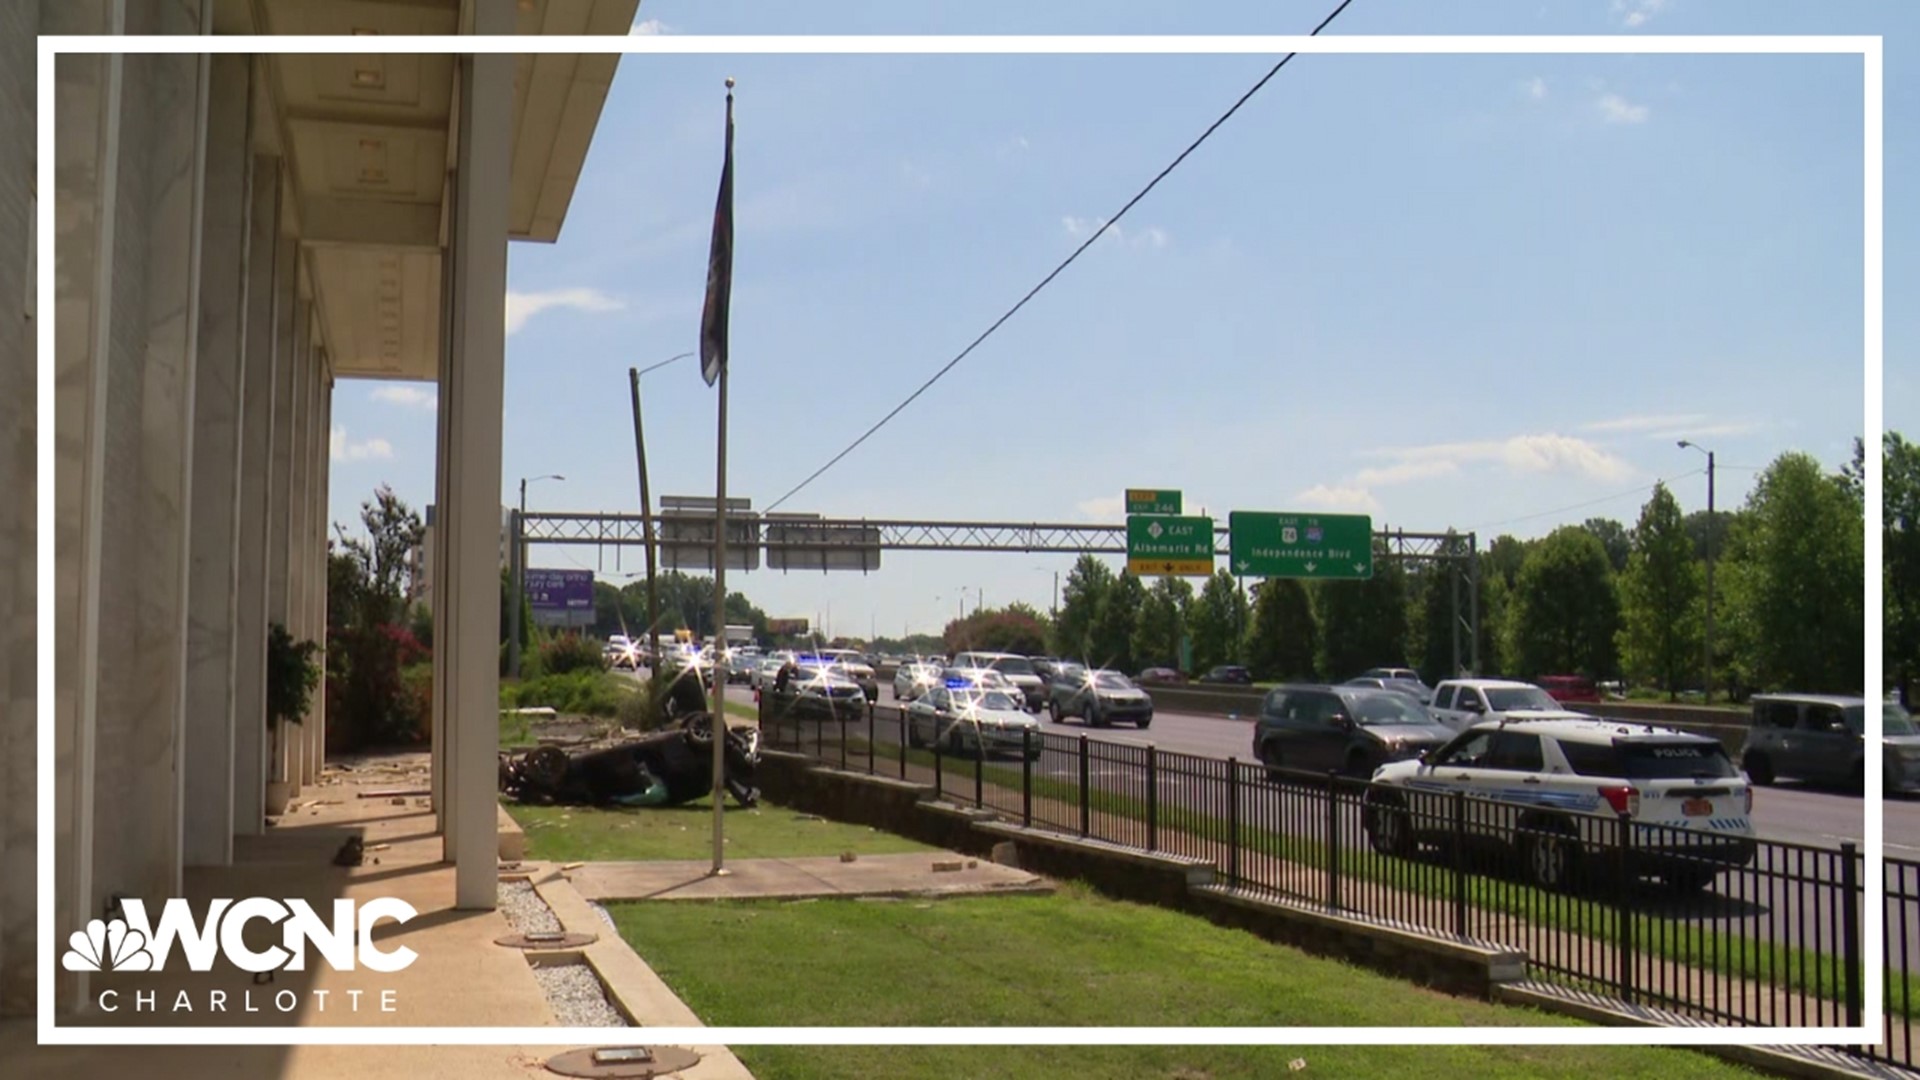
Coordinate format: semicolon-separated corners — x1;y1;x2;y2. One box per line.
953;689;1020;711
1856;703;1917;736
1485;687;1559;711
990;657;1036;676
1093;671;1132;691
1616;742;1740;780
1348;694;1432;726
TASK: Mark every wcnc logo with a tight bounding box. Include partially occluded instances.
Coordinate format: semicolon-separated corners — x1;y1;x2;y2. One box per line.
61;898;418;974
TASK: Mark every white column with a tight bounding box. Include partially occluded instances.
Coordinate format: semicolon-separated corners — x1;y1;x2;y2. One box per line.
430;189;455;839
51;16;125;1025
182;53;250;867
283;300;311;795
447;17;512;909
0;0;36;1019
231;145;280;837
264;232;296;805
302;350;326;783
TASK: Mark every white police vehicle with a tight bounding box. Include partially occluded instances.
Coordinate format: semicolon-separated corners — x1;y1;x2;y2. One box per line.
906;678;1042;760
1362;717;1757;893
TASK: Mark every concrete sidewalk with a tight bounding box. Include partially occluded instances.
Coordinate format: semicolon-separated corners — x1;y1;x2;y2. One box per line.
568;851;1051;903
5;755;752;1079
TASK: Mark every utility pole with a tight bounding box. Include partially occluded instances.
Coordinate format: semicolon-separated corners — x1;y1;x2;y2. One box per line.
1679;441;1716;703
511;474;563;678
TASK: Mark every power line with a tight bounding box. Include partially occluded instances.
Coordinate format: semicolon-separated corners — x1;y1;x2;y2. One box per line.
1469;469;1705;532
764;0;1359;513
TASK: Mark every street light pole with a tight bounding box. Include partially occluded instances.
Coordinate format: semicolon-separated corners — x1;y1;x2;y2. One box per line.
1679;441;1716;704
628;352;693;670
510;473;564;678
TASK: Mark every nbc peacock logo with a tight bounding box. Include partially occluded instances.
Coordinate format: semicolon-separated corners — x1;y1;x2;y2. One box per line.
61;918;153;973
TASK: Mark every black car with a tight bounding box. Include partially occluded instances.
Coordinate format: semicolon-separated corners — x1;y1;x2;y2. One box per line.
1251;684;1455;779
1199;665;1253;685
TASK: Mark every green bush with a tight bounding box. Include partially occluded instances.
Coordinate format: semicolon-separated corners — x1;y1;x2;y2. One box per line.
505;670;630;718
539;632;607;676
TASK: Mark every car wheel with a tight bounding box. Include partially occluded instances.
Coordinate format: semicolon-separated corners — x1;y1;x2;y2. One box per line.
1135;716;1150;730
1660;868;1720;894
1260;741;1286;784
1089;704;1107;728
1522;821;1582;893
1743;751;1775;786
1344;750;1371;779
1365;794;1414;857
1048;700;1061;723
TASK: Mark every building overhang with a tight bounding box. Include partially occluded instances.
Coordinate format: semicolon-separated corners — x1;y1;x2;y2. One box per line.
216;0;641;381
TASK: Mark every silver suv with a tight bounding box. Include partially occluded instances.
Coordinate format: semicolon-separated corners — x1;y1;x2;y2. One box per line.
1742;694;1920;793
1365;717;1757;893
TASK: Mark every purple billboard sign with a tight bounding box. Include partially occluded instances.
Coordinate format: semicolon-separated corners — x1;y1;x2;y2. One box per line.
525;568;595;628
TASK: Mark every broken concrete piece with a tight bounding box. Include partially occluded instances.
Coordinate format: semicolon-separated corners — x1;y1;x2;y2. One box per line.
839;852;857;863
932;860;962;873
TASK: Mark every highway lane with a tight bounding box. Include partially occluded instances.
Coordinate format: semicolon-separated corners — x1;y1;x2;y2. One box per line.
1030;705;1914;859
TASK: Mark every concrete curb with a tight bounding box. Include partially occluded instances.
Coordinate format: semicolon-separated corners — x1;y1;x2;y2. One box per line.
529;868;756;1080
1494;983;1904;1080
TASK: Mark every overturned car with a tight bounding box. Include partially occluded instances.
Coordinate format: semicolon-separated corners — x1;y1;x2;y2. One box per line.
498;713;761;809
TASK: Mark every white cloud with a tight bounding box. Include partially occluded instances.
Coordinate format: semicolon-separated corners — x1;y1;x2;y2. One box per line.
1365;433;1633;484
1525;76;1548;101
504;288;625;336
369;384;438;411
330;426;393;462
1596;92;1650;124
1354;459;1459;487
1579;412;1707;434
630;17;669;34
1076;495;1125;523
1062;216;1170;250
1294;485;1382;514
1611;0;1667;28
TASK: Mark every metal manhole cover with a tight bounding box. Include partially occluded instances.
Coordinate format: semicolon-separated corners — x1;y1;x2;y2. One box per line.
494;931;599;949
544;1046;702;1078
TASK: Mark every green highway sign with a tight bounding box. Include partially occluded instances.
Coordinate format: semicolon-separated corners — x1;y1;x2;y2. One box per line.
1126;514;1214;577
1125;488;1182;516
1228;511;1373;580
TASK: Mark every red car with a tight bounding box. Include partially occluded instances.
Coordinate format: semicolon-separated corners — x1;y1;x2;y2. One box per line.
1136;667;1189;686
1537;675;1600;704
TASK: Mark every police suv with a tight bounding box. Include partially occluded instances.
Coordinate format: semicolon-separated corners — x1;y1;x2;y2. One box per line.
1362;716;1757;893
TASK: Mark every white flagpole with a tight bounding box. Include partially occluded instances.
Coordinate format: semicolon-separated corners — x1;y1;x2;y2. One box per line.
710;362;729;875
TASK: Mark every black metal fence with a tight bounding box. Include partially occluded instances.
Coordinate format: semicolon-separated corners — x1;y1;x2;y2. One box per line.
755;701;1912;1068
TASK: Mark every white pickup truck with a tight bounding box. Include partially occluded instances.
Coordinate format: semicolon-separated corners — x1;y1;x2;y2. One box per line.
1427;678;1590;732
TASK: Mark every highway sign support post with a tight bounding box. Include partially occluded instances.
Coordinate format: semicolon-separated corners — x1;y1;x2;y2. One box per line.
1126;514;1214;577
1228;511;1373;580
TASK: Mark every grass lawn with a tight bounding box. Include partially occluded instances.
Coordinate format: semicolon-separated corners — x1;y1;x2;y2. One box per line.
504;797;936;863
610;880;1761;1080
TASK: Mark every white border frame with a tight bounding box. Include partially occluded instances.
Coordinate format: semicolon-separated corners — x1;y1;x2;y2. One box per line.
36;32;1884;1048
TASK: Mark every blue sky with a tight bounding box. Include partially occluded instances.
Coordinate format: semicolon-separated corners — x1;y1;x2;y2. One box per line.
327;0;1913;641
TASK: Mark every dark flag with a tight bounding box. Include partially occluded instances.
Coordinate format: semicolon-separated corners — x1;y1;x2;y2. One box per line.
699;83;735;387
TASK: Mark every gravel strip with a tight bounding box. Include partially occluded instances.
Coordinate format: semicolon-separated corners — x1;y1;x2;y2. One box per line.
499;880;563;935
532;963;628;1027
588;900;617;932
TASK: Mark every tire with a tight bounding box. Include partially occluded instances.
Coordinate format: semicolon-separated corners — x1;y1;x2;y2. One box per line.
1048;700;1061;723
1365;795;1415;857
1521;820;1582;893
1660;868;1720;894
1134;716;1150;730
1743;751;1776;786
1344;750;1372;779
1260;741;1286;784
1089;704;1107;728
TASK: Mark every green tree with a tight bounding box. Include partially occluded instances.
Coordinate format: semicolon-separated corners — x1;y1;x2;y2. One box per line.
1090;571;1145;673
1312;553;1409;680
332;485;424;627
1053;555;1113;661
1506;526;1620;680
1246;578;1317;681
1583;517;1632;574
1720;451;1865;694
1133;576;1194;670
1887;433;1920;705
1484;534;1531;589
943;606;1050;656
1616;483;1702;698
1188;570;1248;673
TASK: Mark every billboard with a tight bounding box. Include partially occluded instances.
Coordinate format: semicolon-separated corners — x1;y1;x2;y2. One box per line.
763;516;882;573
766;618;811;636
525;568;596;629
